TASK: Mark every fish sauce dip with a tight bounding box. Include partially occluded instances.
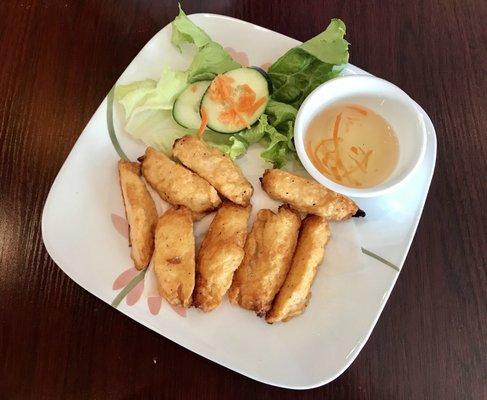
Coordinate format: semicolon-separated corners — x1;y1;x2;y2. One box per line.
304;103;399;188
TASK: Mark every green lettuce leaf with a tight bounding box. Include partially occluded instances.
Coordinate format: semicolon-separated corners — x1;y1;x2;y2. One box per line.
114;79;156;118
125;109;194;153
203;131;248;160
299;19;349;64
115;67;190;154
171;6;239;82
115;67;187;118
258;111;295;168
171;5;211;50
132;67;187;115
187;42;240;83
265;100;297;131
268;19;348;109
203;115;269;160
204;113;294;167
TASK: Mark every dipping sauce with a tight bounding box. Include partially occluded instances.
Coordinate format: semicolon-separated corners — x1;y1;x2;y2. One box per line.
305;104;399;188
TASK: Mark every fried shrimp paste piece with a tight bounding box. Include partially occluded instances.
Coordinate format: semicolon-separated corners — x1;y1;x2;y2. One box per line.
266;215;331;323
140;147;221;219
193;202;251;312
228;205;301;316
118;160;158;270
154;206;195;308
173;135;253;206
261;169;360;220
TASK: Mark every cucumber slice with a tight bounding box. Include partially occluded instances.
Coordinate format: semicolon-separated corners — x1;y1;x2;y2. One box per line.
200;68;270;134
251;66;273;95
172;80;212;129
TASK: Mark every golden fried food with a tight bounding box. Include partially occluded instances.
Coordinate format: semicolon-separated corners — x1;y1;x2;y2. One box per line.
228;205;301;316
193;202;251;312
266;215;330;323
140;147;221;220
153;206;195;307
118;160;158;270
173;135;253;206
261;169;360;220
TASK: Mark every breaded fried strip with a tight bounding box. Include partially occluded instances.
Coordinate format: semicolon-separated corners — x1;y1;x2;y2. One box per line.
173;136;253;206
140;147;221;220
194;202;251;312
228;205;301;316
261;169;359;220
266;215;331;323
153;206;195;308
118;160;158;270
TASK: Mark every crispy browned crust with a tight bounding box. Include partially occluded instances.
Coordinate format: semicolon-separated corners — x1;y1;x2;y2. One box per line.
140;147;221;220
266;215;331;323
193;202;251;312
173;135;253;206
228;205;301;316
260;169;359;220
153;206;195;308
118;160;158;270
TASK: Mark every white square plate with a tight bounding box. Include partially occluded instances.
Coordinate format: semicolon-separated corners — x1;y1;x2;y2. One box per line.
42;14;437;389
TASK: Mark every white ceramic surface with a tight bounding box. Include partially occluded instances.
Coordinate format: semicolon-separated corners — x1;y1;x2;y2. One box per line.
42;13;437;389
294;75;428;198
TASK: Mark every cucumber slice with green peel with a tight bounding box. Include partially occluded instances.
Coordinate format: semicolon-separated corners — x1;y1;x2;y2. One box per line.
251;66;273;95
200;67;270;134
172;80;212;129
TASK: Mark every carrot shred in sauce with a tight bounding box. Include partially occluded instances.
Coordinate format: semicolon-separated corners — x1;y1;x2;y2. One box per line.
347;105;368;115
190;84;198;93
198;107;208;138
311;112;374;184
332;113;345;179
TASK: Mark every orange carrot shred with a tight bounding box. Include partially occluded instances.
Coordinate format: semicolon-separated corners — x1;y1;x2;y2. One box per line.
209;75;235;103
246;96;267;116
347;105;368;115
198;107;208;138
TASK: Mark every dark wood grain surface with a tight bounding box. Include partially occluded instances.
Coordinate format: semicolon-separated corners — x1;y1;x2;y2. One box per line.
1;1;486;398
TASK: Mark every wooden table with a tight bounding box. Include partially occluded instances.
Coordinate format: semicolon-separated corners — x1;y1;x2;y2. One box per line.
1;1;485;398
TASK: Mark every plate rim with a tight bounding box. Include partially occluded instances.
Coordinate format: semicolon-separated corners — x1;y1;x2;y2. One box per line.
41;12;437;390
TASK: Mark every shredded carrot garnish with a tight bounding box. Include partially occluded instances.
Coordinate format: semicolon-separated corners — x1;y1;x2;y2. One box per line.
331;166;342;182
190;84;197;93
332;113;346;173
309;111;376;186
209;77;264;129
347;105;368;115
218;108;249;128
239;83;255;97
198;107;208;138
235;85;256;113
245;96;267;115
209;75;234;102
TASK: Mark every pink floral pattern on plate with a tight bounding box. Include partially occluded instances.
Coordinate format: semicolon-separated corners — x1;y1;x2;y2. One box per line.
225;47;250;66
110;214;186;317
111;213;129;239
223;47;272;71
